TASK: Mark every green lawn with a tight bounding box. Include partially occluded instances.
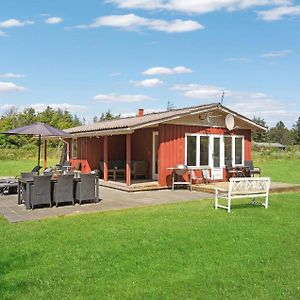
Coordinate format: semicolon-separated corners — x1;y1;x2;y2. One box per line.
1;193;300;299
257;159;300;184
0;159;59;177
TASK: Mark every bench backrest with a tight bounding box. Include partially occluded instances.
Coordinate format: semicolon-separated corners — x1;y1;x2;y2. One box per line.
228;177;270;194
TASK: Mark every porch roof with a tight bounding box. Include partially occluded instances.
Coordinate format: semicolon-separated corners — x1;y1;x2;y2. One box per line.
65;103;267;137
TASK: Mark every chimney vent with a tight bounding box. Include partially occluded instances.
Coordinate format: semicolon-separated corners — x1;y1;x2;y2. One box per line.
138;108;144;117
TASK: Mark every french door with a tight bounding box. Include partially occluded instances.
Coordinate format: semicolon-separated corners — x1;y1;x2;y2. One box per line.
210;136;224;180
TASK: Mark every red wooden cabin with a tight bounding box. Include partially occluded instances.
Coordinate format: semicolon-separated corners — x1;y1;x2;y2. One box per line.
64;103;266;187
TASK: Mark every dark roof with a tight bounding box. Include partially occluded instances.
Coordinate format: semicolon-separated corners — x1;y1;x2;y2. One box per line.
65;103;266;135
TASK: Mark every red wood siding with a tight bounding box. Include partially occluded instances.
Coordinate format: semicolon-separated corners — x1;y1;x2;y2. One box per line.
132;127;156;179
70;129;154;177
158;124;252;186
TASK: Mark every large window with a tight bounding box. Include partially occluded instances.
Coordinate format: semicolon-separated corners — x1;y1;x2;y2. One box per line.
235;137;243;165
72;139;77;159
185;134;244;168
186;136;196;166
199;136;209;166
224;137;232;167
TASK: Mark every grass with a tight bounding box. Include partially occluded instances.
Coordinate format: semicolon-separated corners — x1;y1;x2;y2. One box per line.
0;159;59;177
256;159;300;184
1;193;300;299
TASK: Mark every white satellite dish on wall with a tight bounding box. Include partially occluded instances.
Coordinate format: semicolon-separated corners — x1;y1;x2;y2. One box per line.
225;114;234;130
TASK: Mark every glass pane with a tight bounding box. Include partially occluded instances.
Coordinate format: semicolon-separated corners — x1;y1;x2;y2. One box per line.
187;136;196;166
235;137;243;165
224;137;232;167
155;134;159;174
199;136;209;166
72;139;77;159
213;138;220;168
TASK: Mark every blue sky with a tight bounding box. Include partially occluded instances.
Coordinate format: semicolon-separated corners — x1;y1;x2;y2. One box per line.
0;0;299;127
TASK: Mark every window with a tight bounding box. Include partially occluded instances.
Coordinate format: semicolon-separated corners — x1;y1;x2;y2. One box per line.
235;137;243;165
186;136;196;166
224;137;232;167
199;136;209;166
72;139;77;159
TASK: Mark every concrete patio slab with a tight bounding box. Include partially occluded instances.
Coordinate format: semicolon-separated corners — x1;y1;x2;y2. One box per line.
0;187;212;223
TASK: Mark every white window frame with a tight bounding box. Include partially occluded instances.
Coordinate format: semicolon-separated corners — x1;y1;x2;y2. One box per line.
185;134;244;168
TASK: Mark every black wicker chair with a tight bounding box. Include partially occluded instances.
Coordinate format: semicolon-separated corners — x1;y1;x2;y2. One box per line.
75;174;97;204
19;172;38;204
53;174;75;207
30;175;52;209
244;160;261;177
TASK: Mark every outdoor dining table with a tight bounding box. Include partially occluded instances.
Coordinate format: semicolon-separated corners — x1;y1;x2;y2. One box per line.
18;175;99;209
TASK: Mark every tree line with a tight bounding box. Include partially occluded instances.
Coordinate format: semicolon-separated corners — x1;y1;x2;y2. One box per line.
252;117;300;145
0;106;82;149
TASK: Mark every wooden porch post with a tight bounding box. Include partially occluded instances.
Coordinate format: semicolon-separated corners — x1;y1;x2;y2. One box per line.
103;136;108;181
126;134;131;186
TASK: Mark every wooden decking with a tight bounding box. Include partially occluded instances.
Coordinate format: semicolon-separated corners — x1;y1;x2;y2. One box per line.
192;181;300;194
99;179;166;192
100;179;300;193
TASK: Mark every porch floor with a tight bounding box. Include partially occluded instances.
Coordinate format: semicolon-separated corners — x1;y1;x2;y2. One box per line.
99;179;300;194
99;179;165;192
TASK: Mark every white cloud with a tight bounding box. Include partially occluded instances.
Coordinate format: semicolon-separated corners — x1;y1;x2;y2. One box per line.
0;82;26;93
171;82;298;126
45;17;64;24
0;73;26;78
143;66;193;75
108;0;292;14
0;30;8;37
75;14;204;33
0;19;34;28
29;103;88;112
93;93;153;103
260;49;293;57
258;5;300;21
132;78;163;87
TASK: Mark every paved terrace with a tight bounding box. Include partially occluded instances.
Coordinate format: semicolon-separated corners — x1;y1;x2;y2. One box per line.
0;187;211;223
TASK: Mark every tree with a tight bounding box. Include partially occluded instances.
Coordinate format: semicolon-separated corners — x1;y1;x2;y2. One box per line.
167;100;175;111
99;110;120;121
268;121;294;145
292;117;300;144
252;116;268;142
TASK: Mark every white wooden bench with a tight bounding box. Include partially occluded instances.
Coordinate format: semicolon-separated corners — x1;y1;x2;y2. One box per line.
215;177;271;213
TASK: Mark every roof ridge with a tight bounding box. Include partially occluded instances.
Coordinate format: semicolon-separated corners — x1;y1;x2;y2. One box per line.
94;102;219;125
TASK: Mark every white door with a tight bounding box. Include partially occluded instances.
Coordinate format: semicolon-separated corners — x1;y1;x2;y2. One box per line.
211;136;224;180
152;132;159;180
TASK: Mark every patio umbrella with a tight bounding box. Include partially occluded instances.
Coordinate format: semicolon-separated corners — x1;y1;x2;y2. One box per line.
1;122;71;172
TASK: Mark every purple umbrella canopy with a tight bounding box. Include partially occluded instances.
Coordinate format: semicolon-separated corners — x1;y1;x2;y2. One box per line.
1;122;71;172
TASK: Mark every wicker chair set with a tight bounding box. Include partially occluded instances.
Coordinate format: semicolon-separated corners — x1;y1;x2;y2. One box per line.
19;173;98;209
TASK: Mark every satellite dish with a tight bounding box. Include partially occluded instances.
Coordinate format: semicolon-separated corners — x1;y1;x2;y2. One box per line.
225;114;234;130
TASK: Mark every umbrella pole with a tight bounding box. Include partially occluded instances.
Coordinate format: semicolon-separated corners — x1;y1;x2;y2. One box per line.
44;139;47;169
38;135;41;174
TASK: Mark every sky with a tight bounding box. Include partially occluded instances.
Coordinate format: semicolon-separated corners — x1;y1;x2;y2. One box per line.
0;0;299;127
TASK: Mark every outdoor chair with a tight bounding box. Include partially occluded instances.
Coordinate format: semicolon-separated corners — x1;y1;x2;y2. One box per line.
19;172;39;204
30;175;52;209
53;174;75;207
31;165;42;173
131;161;148;179
244;160;261;177
202;169;213;184
190;170;203;184
225;160;244;179
75;174;97;204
